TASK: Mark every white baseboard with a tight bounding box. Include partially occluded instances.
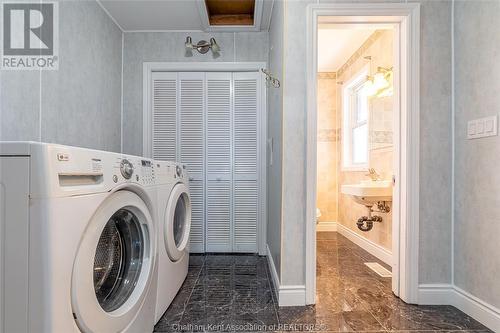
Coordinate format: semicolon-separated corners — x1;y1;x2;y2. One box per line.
266;244;306;307
316;221;337;232
418;284;455;305
278;285;306;306
419;284;500;332
266;244;280;299
335;223;392;267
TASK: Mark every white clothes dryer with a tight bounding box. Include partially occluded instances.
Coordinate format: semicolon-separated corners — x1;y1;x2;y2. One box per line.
0;142;158;333
154;160;191;323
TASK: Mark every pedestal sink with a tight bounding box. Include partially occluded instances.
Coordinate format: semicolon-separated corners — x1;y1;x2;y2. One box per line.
341;180;393;206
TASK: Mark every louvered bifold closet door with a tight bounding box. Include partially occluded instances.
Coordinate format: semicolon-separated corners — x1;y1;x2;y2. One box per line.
205;72;233;252
232;72;260;253
152;72;177;161
179;72;205;253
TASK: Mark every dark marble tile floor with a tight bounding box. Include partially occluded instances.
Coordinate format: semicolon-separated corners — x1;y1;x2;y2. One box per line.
154;232;492;332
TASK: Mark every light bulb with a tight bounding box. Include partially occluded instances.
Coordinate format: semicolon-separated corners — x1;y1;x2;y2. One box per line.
373;72;390;91
363;79;377;96
185;36;193;57
210;38;220;53
210;38;220;58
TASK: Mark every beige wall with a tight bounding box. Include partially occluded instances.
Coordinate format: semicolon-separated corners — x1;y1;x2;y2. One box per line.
336;30;394;251
316;74;339;223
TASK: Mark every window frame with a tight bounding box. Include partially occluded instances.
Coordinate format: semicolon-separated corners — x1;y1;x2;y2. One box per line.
342;66;370;171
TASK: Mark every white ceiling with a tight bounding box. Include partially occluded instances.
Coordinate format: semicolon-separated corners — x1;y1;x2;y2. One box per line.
98;0;273;32
317;27;376;72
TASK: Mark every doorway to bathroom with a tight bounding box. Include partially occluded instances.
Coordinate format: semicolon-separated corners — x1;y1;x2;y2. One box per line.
315;22;396;292
305;3;421;306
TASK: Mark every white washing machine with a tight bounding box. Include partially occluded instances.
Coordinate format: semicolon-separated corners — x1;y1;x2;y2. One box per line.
0;142;158;333
154;160;191;323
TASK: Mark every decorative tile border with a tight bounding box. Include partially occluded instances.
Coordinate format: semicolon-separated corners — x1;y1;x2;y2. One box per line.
370;130;393;144
337;30;385;78
318;72;337;79
318;128;341;142
318;129;392;144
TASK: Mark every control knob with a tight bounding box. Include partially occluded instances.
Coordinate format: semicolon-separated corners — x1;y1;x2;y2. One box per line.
120;159;134;179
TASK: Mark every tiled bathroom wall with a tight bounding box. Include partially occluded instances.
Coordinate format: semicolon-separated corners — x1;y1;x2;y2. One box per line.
337;30;394;251
316;73;339;223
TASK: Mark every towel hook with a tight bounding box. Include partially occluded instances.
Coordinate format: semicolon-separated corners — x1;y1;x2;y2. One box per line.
261;68;281;88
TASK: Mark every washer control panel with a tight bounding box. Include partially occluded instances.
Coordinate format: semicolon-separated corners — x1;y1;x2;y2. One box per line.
114;157;155;186
120;159;134;179
154;161;189;184
140;159;155;186
45;143;159;196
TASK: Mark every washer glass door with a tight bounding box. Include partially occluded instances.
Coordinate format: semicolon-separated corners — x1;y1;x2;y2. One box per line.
71;191;154;333
173;194;188;247
165;183;191;261
93;208;143;312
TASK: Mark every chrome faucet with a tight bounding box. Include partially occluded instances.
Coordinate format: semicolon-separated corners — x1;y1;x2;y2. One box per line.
365;168;381;181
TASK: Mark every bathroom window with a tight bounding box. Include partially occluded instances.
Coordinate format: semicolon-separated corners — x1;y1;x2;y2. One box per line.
343;68;369;170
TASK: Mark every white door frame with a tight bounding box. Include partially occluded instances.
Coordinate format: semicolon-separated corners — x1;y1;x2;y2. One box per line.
305;3;420;305
143;62;268;255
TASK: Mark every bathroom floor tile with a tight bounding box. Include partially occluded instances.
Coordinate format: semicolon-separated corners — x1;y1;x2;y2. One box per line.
154;233;492;333
317;231;338;240
316;240;340;253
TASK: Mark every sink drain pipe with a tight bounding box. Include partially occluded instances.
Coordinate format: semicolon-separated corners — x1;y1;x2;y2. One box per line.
356;202;388;232
357;215;382;231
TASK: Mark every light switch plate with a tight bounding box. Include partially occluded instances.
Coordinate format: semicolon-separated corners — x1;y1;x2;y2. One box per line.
467;122;476;136
467;115;498;139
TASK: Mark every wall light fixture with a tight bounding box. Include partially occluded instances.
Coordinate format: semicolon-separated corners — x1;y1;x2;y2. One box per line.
364;66;393;97
185;36;221;59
